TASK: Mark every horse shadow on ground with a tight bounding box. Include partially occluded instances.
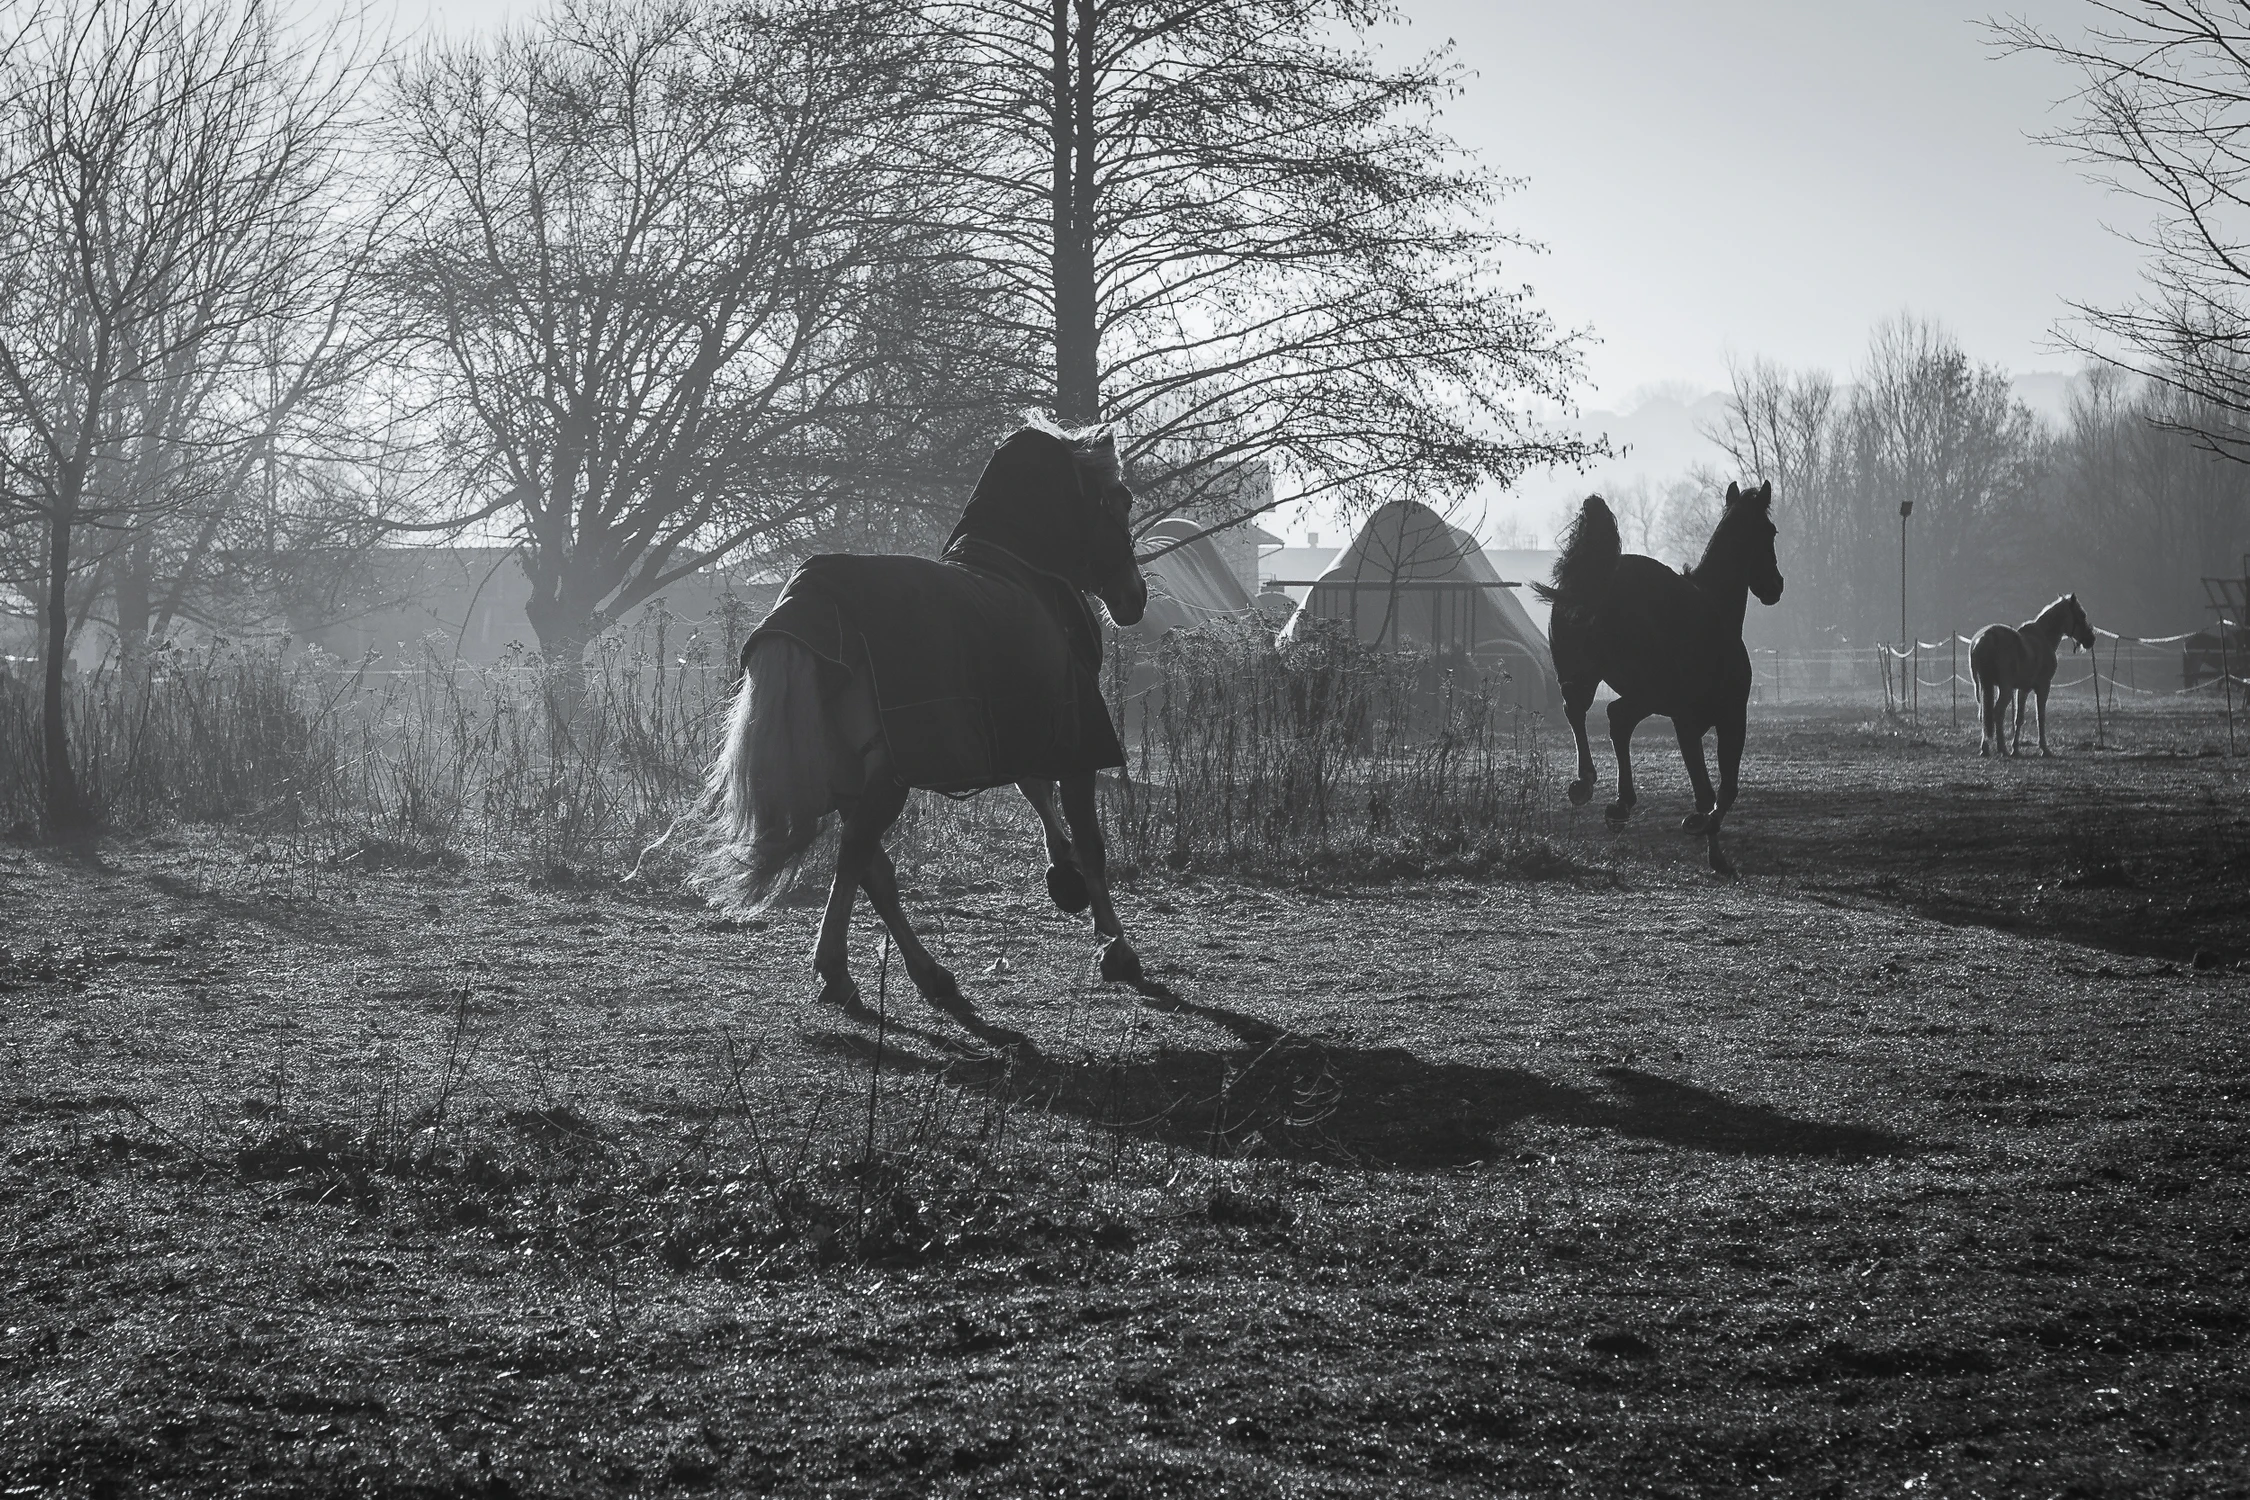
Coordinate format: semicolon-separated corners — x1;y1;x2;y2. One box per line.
807;978;1913;1169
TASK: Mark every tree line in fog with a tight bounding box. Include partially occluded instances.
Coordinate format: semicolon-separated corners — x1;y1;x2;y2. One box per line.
1599;316;2249;649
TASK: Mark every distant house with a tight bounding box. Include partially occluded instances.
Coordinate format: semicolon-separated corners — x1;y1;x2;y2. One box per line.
282;547;781;668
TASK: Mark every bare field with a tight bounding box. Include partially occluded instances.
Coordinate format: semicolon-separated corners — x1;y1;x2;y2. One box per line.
2;706;2246;1497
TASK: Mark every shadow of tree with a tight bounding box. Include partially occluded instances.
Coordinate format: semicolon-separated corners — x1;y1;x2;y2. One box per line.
807;978;1914;1168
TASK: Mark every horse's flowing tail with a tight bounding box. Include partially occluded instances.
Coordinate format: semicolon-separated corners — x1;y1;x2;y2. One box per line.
691;637;838;912
1531;494;1621;607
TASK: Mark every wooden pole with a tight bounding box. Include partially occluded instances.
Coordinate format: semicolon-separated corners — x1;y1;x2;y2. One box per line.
2091;637;2103;750
1951;632;1958;734
2223;615;2238;758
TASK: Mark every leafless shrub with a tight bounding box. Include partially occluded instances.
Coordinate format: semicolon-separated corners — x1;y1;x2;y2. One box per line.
1107;618;1551;880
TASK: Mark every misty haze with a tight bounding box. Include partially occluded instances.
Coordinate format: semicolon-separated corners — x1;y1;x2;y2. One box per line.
1;1;2245;1495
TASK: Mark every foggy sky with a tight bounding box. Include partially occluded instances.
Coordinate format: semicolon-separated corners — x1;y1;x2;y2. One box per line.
1393;0;2149;402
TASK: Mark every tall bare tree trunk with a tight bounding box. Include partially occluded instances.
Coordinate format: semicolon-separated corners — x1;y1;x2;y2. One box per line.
40;509;86;832
1050;0;1100;426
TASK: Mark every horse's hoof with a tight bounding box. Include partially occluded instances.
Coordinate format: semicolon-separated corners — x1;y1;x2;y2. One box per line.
1046;862;1091;914
1098;937;1143;984
1680;811;1709;833
2040;749;2056;759
919;966;965;1009
1567;780;1594;807
1603;801;1634;828
816;975;860;1010
1709;849;1736;879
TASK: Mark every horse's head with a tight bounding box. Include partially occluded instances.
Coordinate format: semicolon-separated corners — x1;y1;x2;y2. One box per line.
1066;427;1148;627
2062;592;2095;653
946;420;1148;625
1719;480;1783;606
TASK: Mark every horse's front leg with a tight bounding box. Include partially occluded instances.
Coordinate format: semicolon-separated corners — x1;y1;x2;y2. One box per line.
1057;771;1140;983
1017;778;1090;913
2009;690;2029;757
1674;719;1717;832
1706;707;1746;877
1564;692;1597;806
1605;698;1646;827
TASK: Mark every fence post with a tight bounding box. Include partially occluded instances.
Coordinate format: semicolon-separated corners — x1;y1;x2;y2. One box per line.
2091;639;2103;750
1951;632;1958;734
2224;617;2238;758
1912;638;1920;732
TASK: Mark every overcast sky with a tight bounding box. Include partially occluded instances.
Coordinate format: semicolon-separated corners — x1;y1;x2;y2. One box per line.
1389;0;2147;404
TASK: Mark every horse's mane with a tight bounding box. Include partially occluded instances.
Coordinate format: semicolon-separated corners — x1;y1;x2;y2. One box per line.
1533;494;1620;604
1015;413;1119;484
1693;491;1764;577
2033;592;2094;646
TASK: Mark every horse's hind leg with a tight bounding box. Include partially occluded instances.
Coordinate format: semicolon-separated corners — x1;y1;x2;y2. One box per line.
1675;720;1717;832
858;844;964;1010
1605;698;1646;827
1018;778;1090;913
2009;690;2029;757
812;777;913;1009
1058;771;1141;983
1564;688;1598;806
2036;686;2053;757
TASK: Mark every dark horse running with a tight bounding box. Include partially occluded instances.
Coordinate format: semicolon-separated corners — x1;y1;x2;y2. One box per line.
1534;482;1783;876
691;421;1149;1020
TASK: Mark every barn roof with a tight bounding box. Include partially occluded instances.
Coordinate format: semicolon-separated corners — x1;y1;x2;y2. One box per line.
1129;518;1256;635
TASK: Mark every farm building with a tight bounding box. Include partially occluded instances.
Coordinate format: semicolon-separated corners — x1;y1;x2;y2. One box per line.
1284;499;1560;715
278;547;781;668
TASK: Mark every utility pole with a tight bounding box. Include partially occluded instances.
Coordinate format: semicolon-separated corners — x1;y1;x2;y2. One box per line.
1898;499;1913;646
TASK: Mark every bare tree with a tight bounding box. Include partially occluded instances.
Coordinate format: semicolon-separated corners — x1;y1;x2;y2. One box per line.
917;0;1600;545
1608;479;1663;557
0;0;370;831
2042;366;2250;631
1710;319;2045;645
387;0;936;672
1996;1;2250;457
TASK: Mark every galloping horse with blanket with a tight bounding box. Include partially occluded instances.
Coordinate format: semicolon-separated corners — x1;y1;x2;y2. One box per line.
1534;482;1783;876
1969;594;2095;757
693;420;1149;1020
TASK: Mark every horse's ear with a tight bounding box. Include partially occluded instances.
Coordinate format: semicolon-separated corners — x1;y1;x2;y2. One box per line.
1725;481;1742;505
1755;480;1772;509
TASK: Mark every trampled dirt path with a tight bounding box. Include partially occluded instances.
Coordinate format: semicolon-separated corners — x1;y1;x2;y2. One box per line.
1;710;2245;1496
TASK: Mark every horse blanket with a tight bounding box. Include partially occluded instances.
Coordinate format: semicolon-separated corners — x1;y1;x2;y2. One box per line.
749;537;1124;794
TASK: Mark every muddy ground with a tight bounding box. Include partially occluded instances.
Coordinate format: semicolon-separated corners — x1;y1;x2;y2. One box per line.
1;706;2246;1497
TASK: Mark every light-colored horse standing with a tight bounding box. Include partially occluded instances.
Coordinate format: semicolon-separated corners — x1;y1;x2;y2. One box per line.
1969;594;2095;757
